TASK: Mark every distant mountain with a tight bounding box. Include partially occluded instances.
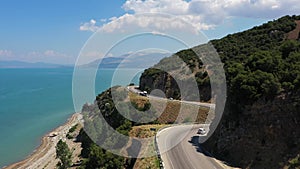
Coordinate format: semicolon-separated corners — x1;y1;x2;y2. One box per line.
80;52;171;69
0;60;69;68
81;57;125;69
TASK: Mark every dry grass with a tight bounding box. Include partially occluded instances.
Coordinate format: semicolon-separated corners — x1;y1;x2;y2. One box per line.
129;92;150;109
157;101;209;124
129;124;167;138
129;92;209;124
133;156;160;169
128;124;167;169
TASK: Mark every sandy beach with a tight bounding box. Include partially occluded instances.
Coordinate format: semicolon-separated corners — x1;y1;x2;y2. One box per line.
4;113;83;169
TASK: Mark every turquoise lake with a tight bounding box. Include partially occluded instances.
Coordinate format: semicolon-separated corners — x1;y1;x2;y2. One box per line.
0;68;141;168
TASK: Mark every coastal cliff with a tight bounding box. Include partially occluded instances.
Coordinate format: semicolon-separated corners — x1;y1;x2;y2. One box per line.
139;15;300;168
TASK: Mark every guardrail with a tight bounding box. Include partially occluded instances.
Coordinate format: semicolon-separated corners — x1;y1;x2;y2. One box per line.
154;125;172;169
154;134;164;169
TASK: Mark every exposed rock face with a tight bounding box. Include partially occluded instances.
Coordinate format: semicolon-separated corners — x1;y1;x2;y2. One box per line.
140;70;212;102
204;92;300;169
139;71;180;99
139;52;212;102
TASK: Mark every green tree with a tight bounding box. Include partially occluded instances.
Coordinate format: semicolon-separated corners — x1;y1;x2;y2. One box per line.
85;144;105;169
85;143;125;169
56;139;72;169
231;70;281;102
246;50;282;73
280;40;299;58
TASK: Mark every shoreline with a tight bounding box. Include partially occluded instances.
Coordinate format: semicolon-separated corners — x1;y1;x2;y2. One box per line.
4;113;82;169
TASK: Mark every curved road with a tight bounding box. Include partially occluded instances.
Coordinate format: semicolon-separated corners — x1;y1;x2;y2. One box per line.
128;86;223;168
156;125;224;169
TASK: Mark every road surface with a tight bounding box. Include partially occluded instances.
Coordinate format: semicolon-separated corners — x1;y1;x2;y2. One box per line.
156;125;224;169
127;86;215;109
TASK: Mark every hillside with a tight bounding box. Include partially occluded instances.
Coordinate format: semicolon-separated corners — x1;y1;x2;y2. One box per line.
139;15;300;168
77;86;209;168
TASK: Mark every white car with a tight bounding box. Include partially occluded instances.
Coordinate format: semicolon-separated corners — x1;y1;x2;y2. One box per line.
197;128;206;135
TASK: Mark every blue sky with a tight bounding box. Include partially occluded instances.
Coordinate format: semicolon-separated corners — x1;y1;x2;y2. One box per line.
0;0;299;64
0;0;126;64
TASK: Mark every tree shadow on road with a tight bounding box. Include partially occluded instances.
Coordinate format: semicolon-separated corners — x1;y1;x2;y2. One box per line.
188;136;238;168
188;136;213;157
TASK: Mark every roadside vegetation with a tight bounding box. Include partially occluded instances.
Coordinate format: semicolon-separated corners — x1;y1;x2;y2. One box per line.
129;124;167;169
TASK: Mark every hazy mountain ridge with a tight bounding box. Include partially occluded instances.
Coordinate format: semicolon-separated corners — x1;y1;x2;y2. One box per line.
80;52;171;69
0;60;70;68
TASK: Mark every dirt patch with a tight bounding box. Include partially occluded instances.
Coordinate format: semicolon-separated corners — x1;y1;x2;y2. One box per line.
287;20;300;40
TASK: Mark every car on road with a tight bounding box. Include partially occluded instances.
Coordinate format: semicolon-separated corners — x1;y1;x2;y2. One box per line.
139;91;148;97
197;128;206;135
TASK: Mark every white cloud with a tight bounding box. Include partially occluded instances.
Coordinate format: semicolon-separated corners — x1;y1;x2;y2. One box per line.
100;18;107;22
80;51;104;58
27;50;68;58
123;0;189;15
43;50;68;58
0;50;13;57
26;50;74;64
80;19;99;32
0;50;74;64
223;0;300;18
99;13;206;34
80;0;300;33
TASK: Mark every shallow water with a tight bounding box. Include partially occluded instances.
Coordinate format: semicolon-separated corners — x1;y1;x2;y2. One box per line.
0;68;141;167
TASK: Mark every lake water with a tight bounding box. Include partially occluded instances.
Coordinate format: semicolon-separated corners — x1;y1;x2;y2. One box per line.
0;68;141;167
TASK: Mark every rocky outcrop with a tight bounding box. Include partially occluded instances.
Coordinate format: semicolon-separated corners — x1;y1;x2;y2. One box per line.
139;51;212;102
139;70;180;99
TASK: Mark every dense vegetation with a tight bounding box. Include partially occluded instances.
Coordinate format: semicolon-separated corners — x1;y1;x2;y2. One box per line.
141;15;300;104
140;15;300;168
76;129;127;169
76;15;300;168
77;86;163;169
212;15;300;106
209;15;300;169
77;87;134;169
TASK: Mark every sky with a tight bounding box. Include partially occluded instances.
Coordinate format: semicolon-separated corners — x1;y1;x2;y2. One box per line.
0;0;299;64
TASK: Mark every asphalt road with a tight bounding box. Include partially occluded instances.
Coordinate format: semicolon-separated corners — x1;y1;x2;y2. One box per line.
128;86;222;168
127;86;215;109
156;125;224;169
